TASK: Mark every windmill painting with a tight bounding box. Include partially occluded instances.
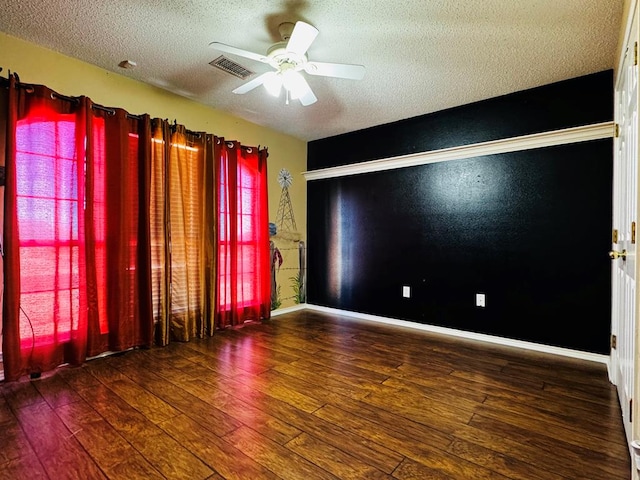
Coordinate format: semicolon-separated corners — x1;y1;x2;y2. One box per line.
274;168;300;241
270;168;306;309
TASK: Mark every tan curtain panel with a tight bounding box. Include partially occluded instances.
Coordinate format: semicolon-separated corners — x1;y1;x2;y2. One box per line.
150;120;216;345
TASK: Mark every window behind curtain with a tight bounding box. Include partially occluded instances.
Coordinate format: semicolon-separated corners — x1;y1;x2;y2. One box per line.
4;85;154;382
219;162;259;307
14;110;116;346
149;134;167;326
15;110;80;347
169;140;202;320
149;124;211;344
217;144;270;327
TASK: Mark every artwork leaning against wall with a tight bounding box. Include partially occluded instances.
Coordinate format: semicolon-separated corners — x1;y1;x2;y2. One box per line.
270;168;306;309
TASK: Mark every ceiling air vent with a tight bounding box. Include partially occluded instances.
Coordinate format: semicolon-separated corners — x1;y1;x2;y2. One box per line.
209;55;254;79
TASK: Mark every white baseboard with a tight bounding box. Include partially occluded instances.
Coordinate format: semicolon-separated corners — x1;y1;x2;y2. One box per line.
269;304;307;317
287;304;609;365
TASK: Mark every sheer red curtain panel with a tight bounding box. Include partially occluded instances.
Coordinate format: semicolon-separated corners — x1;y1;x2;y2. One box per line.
2;77;153;381
215;139;270;328
85;103;153;356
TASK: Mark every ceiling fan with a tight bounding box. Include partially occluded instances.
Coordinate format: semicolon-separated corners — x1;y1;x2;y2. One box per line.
209;21;365;106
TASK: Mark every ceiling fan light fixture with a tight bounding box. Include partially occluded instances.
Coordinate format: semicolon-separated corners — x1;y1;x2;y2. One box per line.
282;69;306;99
263;72;283;97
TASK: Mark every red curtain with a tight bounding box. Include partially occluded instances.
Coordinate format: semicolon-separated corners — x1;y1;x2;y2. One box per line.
84;103;153;356
2;74;271;380
215;139;270;328
2;77;153;381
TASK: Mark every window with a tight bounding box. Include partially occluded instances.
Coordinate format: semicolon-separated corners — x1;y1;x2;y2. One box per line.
216;145;269;325
149;128;206;342
16;111;80;347
15;108;141;347
169;141;202;316
218;162;260;307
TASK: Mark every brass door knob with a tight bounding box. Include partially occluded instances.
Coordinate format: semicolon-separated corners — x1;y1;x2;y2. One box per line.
610;249;627;260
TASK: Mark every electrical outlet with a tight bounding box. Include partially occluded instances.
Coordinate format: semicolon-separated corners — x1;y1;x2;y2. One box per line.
476;293;486;307
402;286;411;298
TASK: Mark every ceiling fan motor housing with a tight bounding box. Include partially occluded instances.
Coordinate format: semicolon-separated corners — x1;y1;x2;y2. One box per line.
267;42;307;70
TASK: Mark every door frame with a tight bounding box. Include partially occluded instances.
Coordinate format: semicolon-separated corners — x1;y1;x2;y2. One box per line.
612;1;640;476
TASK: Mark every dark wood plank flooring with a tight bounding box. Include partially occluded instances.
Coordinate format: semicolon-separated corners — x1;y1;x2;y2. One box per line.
0;310;631;479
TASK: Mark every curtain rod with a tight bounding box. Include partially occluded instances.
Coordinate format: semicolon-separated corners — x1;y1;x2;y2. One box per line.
50;95;141;121
0;70;24;89
51;91;80;104
89;104;141;120
4;72;267;151
169;119;202;138
91;103;115;115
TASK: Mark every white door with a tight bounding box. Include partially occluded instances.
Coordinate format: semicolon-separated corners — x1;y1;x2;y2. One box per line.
612;5;638;452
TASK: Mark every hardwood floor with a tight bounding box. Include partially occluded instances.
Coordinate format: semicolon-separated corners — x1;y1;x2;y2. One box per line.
0;310;631;479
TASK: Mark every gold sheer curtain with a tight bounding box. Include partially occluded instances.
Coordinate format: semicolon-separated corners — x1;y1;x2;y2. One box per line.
150;120;216;345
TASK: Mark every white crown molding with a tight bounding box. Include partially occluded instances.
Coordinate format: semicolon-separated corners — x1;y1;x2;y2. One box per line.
303;121;615;181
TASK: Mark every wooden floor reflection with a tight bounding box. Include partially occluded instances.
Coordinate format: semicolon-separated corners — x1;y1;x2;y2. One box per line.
0;310;631;479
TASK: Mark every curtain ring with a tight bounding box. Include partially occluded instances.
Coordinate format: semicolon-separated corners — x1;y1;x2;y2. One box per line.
246;147;253;153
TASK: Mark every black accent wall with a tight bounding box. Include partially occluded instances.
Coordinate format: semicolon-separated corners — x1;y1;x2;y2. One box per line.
306;70;614;354
308;70;613;170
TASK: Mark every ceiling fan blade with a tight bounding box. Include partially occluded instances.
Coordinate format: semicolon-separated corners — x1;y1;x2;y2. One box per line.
232;72;276;94
296;76;318;106
209;42;269;64
305;61;366;80
286;21;319;56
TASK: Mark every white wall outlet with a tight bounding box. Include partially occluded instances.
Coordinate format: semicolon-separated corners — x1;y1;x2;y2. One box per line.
402;286;411;298
476;293;486;307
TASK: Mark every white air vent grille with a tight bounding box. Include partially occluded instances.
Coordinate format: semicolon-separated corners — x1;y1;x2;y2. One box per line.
209;55;254;79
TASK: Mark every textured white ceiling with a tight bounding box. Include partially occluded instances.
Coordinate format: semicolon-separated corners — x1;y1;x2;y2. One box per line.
0;0;624;142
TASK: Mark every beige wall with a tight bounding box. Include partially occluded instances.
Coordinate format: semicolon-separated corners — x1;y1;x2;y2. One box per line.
1;31;307;309
617;0;636;78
